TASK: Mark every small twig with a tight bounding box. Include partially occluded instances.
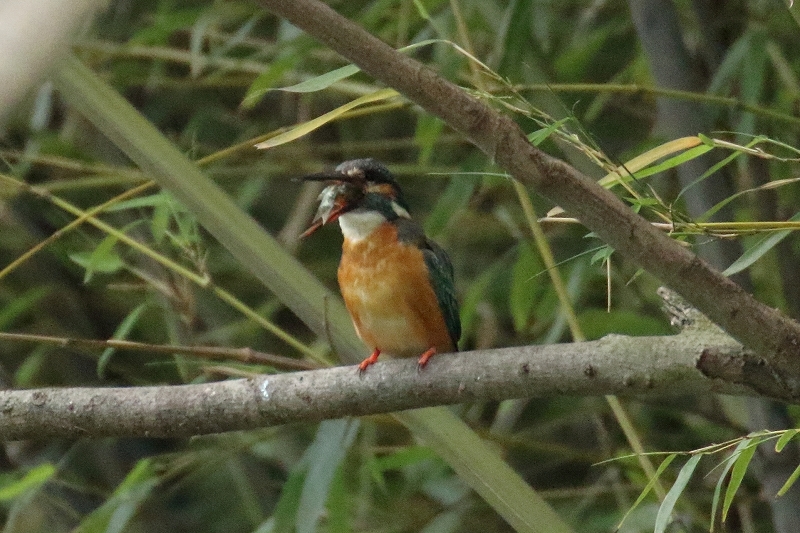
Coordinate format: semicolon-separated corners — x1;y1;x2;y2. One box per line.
0;331;320;371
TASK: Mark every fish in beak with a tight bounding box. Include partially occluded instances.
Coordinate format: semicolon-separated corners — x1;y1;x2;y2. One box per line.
300;172;364;238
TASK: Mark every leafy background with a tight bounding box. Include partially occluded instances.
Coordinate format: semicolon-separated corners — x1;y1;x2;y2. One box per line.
2;0;800;532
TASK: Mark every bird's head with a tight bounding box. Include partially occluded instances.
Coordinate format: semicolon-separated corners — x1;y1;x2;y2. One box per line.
301;159;410;237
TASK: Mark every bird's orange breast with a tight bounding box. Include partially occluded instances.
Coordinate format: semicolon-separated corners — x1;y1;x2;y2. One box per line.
338;223;454;357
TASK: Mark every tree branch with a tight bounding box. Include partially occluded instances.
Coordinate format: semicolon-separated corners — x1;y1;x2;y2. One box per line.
255;0;800;396
1;327;776;440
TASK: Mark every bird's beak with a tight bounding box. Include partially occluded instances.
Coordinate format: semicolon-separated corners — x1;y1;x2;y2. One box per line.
300;181;358;238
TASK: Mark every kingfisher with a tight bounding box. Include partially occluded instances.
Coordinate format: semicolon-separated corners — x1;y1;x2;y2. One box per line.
301;159;461;373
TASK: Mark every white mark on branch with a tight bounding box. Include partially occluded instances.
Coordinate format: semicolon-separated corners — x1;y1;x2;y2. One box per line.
259;379;270;400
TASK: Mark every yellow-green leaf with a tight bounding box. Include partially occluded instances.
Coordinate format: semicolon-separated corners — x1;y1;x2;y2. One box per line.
254;88;399;150
0;463;56;500
597;136;704;188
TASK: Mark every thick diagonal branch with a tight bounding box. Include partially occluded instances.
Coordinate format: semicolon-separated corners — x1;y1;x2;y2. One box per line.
256;0;800;395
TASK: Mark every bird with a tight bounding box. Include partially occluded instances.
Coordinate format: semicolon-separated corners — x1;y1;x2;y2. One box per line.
301;158;460;373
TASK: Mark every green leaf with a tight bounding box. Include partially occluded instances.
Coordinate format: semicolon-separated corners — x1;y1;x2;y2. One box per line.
682;150;744;218
708;32;752;96
373;445;439;472
74;459;158;533
13;344;48;386
420;509;464;533
129;7;204;45
151;195;171;244
596;136;704;189
654;454;702;533
578;309;671;339
459;260;504;338
510;243;544;333
97;302;149;379
0;285;50;330
632;144;713;180
415;115;445;165
106;192;171;211
269;460;308;533
0;463;56;501
241;38;315;108
722;441;757;522
412;0;432;20
69;237;122;283
244;39;441;105
723;211;800;276
710;439;750;531
775;429;800;452
777;462;800;497
589;245;614;265
396;407;572;533
737;30;767;137
70;219;146;283
297;419;360;533
616;454;676;531
325;466;350;533
423;159;482;236
527;118;570;147
276;65;361;93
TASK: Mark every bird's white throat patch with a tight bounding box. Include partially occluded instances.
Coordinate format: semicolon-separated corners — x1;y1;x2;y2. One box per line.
338;210;387;242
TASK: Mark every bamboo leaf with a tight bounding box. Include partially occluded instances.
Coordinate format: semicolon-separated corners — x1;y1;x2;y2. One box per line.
776;429;800;452
325;466;350;533
723;211;800;276
698;176;800;224
631;144;713;180
616;454;676;531
654;454;702;533
527;118;570;147
0;285;50;331
549;137;704;218
241;38;315;108
297;419;360;533
777;462;800;497
268;459;308;533
276;64;361;93
254;88;399;149
510;242;543;332
597;137;703;188
74;459;158;533
710;439;751;532
722;441;757;522
248;39;442;98
0;463;56;501
98;302;149;379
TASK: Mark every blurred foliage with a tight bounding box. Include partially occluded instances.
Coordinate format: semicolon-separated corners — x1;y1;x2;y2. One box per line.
1;0;800;531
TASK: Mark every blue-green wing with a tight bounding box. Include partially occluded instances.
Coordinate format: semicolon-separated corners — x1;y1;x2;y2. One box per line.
421;239;461;349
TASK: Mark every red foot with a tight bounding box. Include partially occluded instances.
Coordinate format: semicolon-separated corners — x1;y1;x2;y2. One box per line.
416;347;437;370
358;349;381;374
